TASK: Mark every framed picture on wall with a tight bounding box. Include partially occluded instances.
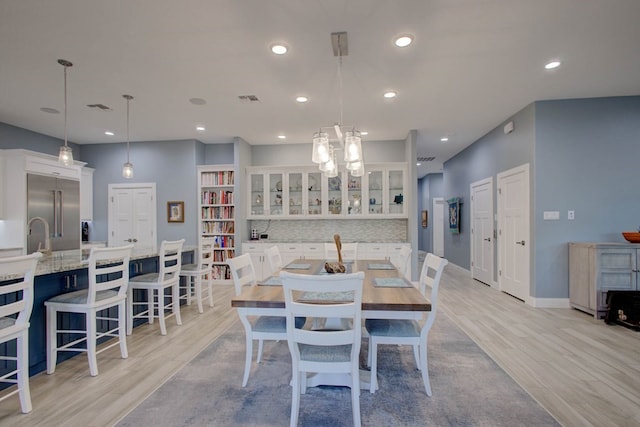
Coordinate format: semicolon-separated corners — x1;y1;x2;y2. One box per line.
421;210;428;228
167;201;184;223
447;198;460;233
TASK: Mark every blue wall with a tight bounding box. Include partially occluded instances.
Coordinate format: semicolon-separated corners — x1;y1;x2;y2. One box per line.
443;103;535;270
418;173;443;253
442;95;640;299
533;96;640;298
0;122;79;156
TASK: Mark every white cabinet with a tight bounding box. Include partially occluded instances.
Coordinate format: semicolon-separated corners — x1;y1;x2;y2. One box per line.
199;165;236;285
80;167;94;221
243;242;269;281
247;163;406;219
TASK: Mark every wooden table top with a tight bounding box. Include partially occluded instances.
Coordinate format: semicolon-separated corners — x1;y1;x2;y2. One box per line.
231;259;430;312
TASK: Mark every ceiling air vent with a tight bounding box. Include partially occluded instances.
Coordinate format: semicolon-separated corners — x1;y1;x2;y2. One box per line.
417;156;436;162
238;95;261;103
87;103;113;111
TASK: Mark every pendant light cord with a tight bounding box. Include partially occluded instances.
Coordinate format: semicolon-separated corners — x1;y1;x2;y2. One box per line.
126;96;130;162
338;54;344;126
63;63;69;147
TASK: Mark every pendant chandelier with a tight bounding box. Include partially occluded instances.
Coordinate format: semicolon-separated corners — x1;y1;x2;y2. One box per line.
57;59;74;166
311;32;364;177
122;94;134;178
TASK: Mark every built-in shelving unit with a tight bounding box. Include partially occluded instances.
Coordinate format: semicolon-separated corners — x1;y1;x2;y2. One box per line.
198;165;235;284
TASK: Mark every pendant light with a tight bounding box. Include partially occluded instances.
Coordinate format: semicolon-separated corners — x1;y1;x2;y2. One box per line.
311;32;364;177
57;59;74;165
122;94;134;179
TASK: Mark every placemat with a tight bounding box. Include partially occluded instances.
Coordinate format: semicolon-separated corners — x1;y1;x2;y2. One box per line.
260;276;282;286
367;263;395;270
284;263;311;270
373;277;412;288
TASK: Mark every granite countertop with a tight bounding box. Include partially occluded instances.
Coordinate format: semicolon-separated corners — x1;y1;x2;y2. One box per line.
0;245;196;281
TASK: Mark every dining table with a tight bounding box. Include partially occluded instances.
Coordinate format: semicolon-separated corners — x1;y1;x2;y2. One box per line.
231;258;431;389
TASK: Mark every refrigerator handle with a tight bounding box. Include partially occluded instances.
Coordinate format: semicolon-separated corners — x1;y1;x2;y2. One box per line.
59;189;64;237
52;189;64;237
52;190;58;237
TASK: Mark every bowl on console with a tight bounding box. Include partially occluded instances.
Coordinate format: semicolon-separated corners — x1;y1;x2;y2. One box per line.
622;232;640;243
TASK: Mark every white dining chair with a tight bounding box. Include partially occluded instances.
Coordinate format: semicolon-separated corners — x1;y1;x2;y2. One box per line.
0;252;41;413
127;239;185;336
45;245;133;377
324;242;358;261
280;270;365;427
228;253;305;387
265;245;283;276
365;253;448;396
179;237;215;313
392;246;412;279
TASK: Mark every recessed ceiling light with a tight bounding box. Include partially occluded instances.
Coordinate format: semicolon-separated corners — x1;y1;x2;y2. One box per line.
383;91;397;99
105;131;115;136
295;96;308;103
360;131;369;136
196;126;205;131
40;107;59;114
440;137;449;142
277;135;286;140
394;35;413;48
416;162;421;166
545;60;561;70
189;98;207;105
271;44;288;55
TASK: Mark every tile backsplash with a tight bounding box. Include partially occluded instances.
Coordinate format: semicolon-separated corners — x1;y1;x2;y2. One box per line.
248;219;407;242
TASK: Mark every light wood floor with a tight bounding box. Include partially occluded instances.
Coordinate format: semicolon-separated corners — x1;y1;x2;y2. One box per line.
1;264;639;426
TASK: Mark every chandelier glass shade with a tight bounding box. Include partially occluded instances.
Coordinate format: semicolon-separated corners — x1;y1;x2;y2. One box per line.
57;59;74;166
311;131;330;164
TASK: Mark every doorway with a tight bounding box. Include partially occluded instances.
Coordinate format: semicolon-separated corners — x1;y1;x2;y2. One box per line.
432;198;445;257
108;183;157;253
497;164;530;302
470;177;494;286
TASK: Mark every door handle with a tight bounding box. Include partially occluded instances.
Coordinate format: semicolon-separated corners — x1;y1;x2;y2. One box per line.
484;238;491;242
516;240;525;246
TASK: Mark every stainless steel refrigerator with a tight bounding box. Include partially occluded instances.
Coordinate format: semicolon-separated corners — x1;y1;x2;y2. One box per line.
27;173;80;254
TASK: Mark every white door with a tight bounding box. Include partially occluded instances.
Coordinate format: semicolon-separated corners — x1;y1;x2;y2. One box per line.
432;198;445;257
497;164;530;301
470;178;494;285
108;183;157;253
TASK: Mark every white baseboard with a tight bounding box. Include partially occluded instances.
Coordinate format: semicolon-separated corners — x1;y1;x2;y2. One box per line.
527;297;570;308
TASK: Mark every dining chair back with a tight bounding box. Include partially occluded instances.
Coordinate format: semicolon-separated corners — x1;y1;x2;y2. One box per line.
324;242;358;261
392;245;412;279
229;253;299;387
127;239;185;336
179;237;215;313
365;253;448;396
45;245;133;377
280;270;365;427
264;245;283;276
0;252;41;413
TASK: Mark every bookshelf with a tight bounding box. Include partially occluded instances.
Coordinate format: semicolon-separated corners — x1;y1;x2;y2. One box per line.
198;165;235;285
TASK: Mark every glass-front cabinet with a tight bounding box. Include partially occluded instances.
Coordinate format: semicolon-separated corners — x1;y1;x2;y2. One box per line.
306;171;323;216
367;170;384;215
246;163;406;219
346;174;363;216
387;167;405;217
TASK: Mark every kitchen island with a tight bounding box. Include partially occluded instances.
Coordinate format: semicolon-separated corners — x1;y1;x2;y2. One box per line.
0;246;195;377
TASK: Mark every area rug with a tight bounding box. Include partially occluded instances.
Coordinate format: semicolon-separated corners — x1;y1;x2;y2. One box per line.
117;312;559;426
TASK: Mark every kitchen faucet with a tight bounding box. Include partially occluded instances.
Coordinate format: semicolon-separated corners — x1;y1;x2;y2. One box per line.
28;216;52;255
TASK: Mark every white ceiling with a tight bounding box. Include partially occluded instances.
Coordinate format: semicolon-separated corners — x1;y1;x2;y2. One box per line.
1;0;639;177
